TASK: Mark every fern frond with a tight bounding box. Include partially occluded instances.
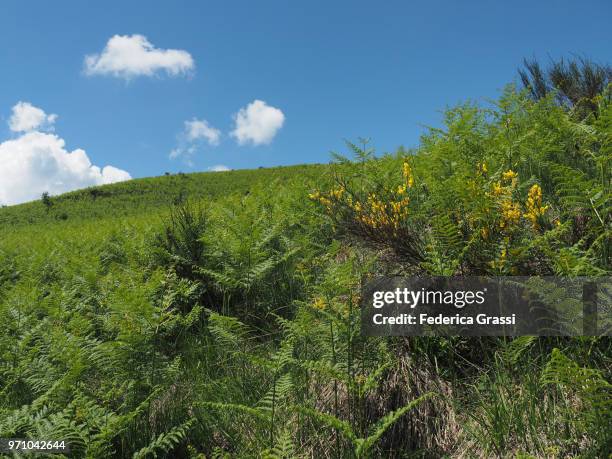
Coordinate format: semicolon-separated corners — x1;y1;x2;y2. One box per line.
133;419;193;459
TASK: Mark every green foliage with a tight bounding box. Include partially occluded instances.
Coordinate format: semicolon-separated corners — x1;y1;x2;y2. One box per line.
297;393;432;458
313;84;611;276
41;191;54;213
133;420;193;458
0;81;610;457
0;164;327;228
541;348;612;454
153;202;209;281
518;56;611;117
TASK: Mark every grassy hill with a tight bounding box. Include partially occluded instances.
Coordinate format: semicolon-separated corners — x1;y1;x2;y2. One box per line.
0;164;329;272
0;164;327;228
0;85;610;458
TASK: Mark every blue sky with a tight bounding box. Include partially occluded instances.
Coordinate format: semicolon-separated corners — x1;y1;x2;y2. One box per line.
0;0;610;203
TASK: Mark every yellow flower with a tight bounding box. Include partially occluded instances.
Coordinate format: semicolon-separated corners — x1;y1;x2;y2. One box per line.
313;297;326;310
402;161;411;177
402;161;414;188
316;195;332;209
499;200;521;229
330;186;344;199
524;184;548;230
491;182;504;196
502;169;518;182
397;184;407;195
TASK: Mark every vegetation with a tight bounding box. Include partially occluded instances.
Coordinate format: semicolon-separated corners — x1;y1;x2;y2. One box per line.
0;63;610;457
519;56;611;119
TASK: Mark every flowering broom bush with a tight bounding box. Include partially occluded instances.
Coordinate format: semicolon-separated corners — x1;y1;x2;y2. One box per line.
309;153;423;264
310;85;609;277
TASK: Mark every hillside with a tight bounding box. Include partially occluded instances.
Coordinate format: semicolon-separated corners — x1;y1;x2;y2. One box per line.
0;164;327;228
0;84;610;458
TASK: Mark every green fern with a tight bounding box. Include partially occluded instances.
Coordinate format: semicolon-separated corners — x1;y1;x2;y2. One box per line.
132;419;193;458
297;393;433;458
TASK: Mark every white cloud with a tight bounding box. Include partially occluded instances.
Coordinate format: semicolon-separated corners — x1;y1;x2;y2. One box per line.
169;148;185;160
9;101;57;133
170;118;220;165
0;102;131;206
100;165;132;184
208;164;230;172
185;119;221;146
231;100;285;146
84;34;194;79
